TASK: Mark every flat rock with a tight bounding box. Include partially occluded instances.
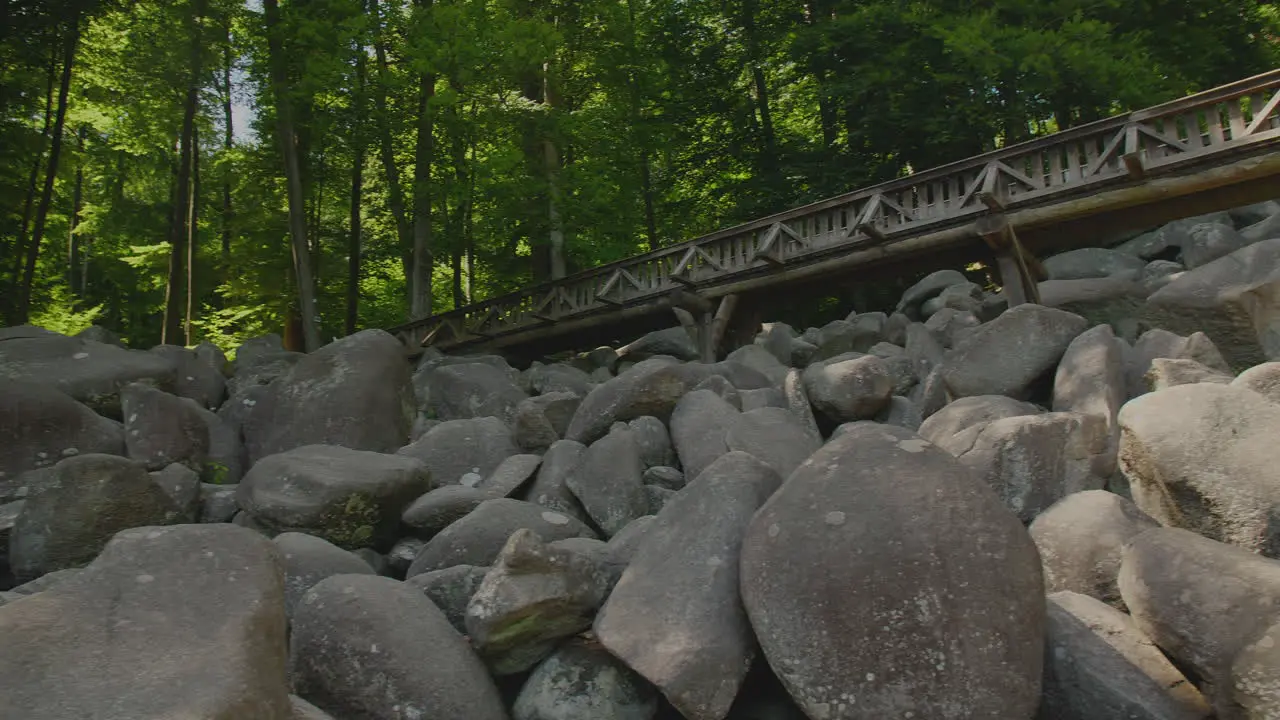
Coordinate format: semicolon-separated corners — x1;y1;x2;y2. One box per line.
739;387;786;411
1040;591;1211;720
122;382;210;471
1029;490;1159;608
1119;527;1280;714
669;389;740;481
918;395;1041;456
243;330;413;464
236;445;431;551
482;453;542;497
596;452;781;720
941;304;1088;399
0;379;124;480
528;363;594;396
620;326;700;361
0;524;292;720
565;359;715;445
514;392;581;452
513;638;659;720
9;454;182;583
567;426;649;538
755;322;797;366
406;564;489;634
397;416;519;486
200;482;239;523
1044;247;1147;280
402;485;492;538
273;532;375;616
740;423;1044;719
1182;222;1250;269
1145;357;1234;391
426;362;529;425
290;574;507;720
149;343;227;410
725;406;820;479
802;354;893;423
406;498;596;577
466;529;614;674
1119;383;1280;556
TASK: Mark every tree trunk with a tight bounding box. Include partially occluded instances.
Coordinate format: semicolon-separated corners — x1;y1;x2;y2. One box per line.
7;45;57;316
346;13;368;336
220;22;234;263
265;0;322;351
409;17;435;319
185;125;201;345
740;0;777;179
67;127;85;299
163;0;205;345
15;12;80;325
371;0;412;289
543;59;566;279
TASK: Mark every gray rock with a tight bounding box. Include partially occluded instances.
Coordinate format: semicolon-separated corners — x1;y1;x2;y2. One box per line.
604;515;656;567
788;339;817;367
1182;222;1250;269
521;439;589;521
200;482;240;523
782;369;821;443
670;389;740;481
1233;361;1280;404
918;395;1041;457
909;365;949;419
243;330;413;464
1231;200;1280;229
940;304;1089;399
9;454;181;582
514;392;581;452
290;574;507;720
922;282;983;317
411;414;441;442
150;463;201;522
1125;328;1231;399
290;695;337;720
9;566;81;594
122;383;209;471
628;416;676;469
1044;247;1148;280
406;498;596;577
1119;527;1280;714
1119;383;1280;556
642;465;684;490
466;529;615;674
726;344;789;386
567;426;649;538
755;322;797;366
353;548;386;575
1231;617;1280;719
566;359;716;445
233;333;286;369
0;330;177;416
739;387;786;411
1036;275;1147;342
905;321;945;380
0;524;292;720
236;445;431;551
199;404;243;485
401;485;490;538
692;374;742;409
875;395;923;431
1040;591;1211;720
406;564;489;634
1145;357;1234;391
75;325;123;346
802;354;893;423
1053;325;1126;479
529;363;594;397
149;343;227;410
643;484;675;514
386;536;425;577
1029;490;1159;608
884;312;912;346
427;362;528;425
1139;259;1185;293
725;406;820;479
397;416;519;487
740;423;1045;720
227;351;304;399
513;638;659;720
1143;237;1280;370
897;269;969;316
596;452;781;720
273;531;375;616
0;380;125;480
482;453;542;497
620;326;700;362
924;308;981;348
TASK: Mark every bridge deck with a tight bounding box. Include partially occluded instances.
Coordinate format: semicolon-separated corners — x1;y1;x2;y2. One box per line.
391;69;1280;358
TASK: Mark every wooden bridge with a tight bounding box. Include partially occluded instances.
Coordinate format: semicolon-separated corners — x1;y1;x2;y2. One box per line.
391;69;1280;362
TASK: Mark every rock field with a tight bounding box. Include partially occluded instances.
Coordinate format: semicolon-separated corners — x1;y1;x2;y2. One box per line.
5;200;1280;719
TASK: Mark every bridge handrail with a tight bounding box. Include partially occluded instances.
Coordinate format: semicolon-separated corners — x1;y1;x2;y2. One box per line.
391;68;1280;347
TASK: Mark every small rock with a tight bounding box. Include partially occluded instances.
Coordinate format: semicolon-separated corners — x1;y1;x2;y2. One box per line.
628;416;676;469
482;454;542;498
513;638;659;720
148;343;227;410
1182;222;1250;269
1126;328;1231;399
642;466;684;491
405;564;489;634
643;484;675;514
426;362;529;425
1053;325;1126;478
918;395;1041;456
692;374;742;409
402;485;491;539
199;482;239;522
121;383;210;471
619;327;700;362
875;395;923;431
386;536;424;577
782;368;821;442
566;359;716;445
150;463;201;522
520;439;589;522
897;269;969;317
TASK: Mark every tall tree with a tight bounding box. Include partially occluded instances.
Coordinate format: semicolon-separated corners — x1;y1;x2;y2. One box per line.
409;0;436;319
346;2;369;335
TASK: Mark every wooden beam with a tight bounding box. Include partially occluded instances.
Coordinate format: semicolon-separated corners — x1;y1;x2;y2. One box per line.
665;287;714;315
699;310;715;363
709;294;739;360
996;253;1028;307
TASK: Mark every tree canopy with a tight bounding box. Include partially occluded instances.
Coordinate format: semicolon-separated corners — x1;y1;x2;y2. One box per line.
1;0;1277;350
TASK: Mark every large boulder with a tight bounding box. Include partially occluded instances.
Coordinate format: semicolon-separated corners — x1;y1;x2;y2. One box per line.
397;416;519;487
0;380;124;480
1119;383;1280;556
725;407;821;479
1125;328;1230;399
918;395;1041;456
0;524;292;720
513;638;659;720
528;363;594;397
513;392;581;453
1053;325;1126;477
1234;361;1280;404
1040;591;1211;720
520;439;589;522
406;498;596;577
1181;222;1250;269
425;362;528;424
620;326;700;361
801;354;893;423
236;445;431;551
466;529;614;674
1035;276;1147;341
725;344;789;386
243;330;414;464
1144;357;1233;391
896;269;969;317
1029;490;1159;609
1142;237;1280;370
9;454;182;582
1231;617;1280;719
596;452;781;720
1043;247;1147;280
273;532;375;616
628;416;676;469
567;426;649;538
669;389;740;481
1119;527;1280;714
290;574;508;720
565;359;715;445
0;329;176;416
740;423;1044;719
148;343;227;409
782;368;821;442
939;304;1089;399
121;382;210;471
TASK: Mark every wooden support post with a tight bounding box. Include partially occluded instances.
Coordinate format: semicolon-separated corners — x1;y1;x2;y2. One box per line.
699;310;715;363
672;306;701;351
709;294;739;361
995;253;1029;307
667;287;714;315
977;212;1041;306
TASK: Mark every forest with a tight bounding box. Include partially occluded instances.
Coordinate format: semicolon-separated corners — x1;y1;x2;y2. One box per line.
1;0;1277;351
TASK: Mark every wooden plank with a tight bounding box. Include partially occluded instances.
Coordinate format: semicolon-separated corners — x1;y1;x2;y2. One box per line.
1083;128;1126;177
1207;103;1227;147
979;162;1003;210
1122;123;1144;178
1228;97;1248;140
1246;90;1280;135
996;253;1028;307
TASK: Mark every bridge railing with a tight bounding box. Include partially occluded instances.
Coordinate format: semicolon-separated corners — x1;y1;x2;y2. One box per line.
392;68;1280;350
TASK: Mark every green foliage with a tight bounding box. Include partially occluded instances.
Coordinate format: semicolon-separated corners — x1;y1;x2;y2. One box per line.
2;0;1278;351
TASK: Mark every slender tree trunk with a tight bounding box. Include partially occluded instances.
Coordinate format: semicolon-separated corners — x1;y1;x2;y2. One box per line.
185;126;201;345
740;0;777;179
7;46;57;313
310;143;326;288
409;10;435;319
163;0;205;345
67;127;85;299
16;13;80;325
220;23;234;263
465;135;476;304
265;0;322;351
346;14;368;336
447;89;469;309
371;0;412;288
543;60;565;279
